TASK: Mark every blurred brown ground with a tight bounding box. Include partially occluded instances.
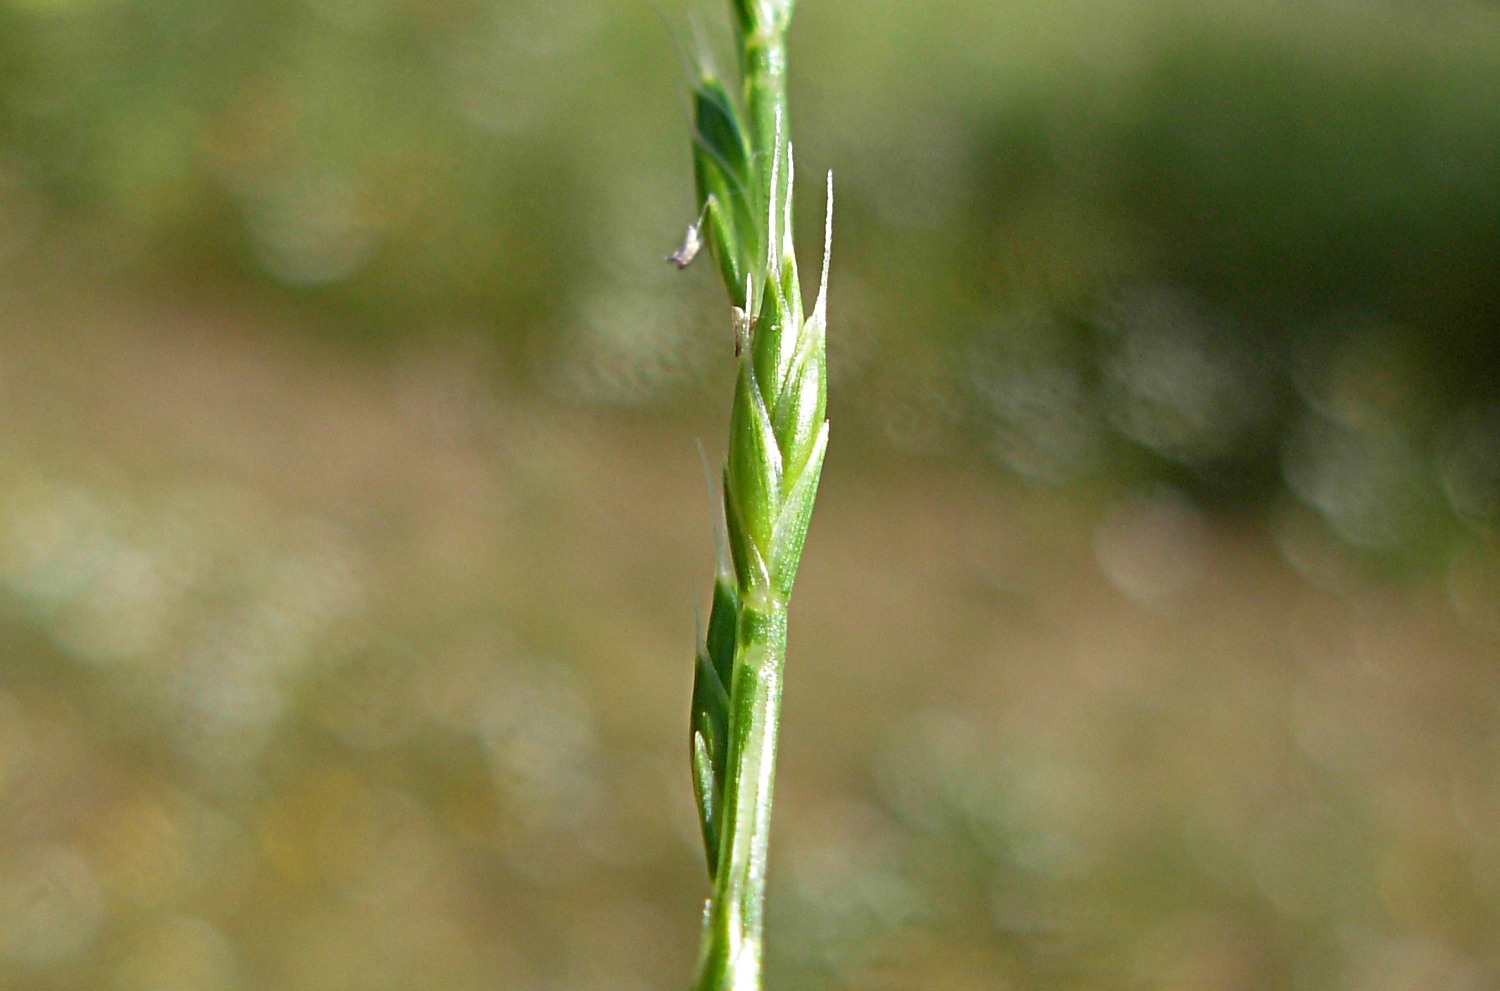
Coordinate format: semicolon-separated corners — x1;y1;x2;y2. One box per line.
0;262;1496;991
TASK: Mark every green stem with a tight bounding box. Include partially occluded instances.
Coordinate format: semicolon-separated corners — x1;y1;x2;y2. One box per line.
694;600;787;991
743;29;790;238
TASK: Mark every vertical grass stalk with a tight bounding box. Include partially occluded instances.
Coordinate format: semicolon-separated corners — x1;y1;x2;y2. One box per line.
677;1;831;989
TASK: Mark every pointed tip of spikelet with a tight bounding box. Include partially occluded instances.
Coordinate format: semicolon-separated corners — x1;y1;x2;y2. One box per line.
810;170;833;332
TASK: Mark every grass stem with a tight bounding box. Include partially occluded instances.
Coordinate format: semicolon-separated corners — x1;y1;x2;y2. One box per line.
677;2;830;989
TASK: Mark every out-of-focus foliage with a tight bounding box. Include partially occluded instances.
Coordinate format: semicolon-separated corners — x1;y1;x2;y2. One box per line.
1;0;1499;989
1;0;1498;556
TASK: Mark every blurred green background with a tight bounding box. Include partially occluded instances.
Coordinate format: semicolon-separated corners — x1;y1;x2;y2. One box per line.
1;0;1499;988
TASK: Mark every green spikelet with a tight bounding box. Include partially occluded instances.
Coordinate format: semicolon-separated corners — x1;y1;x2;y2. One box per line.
675;2;832;989
691;76;757;311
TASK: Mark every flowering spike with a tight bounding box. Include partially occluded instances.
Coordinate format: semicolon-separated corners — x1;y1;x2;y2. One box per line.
681;2;828;988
